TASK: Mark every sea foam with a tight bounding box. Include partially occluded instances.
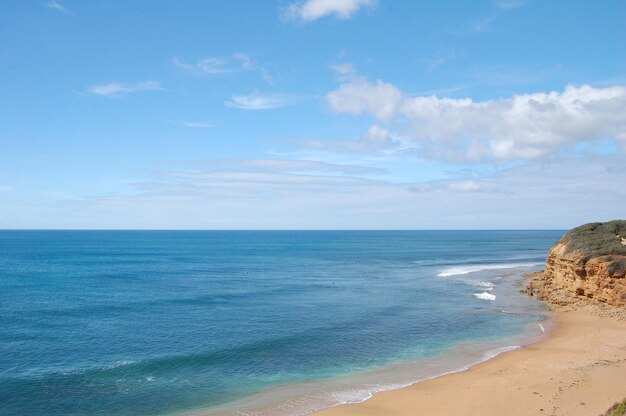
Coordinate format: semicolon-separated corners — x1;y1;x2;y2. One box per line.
473;292;496;301
481;344;520;360
437;262;543;277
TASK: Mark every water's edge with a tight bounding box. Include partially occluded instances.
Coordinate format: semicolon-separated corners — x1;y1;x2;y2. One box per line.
180;270;551;416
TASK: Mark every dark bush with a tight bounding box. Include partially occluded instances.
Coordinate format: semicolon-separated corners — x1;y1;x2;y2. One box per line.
558;220;626;263
608;258;626;276
601;397;626;416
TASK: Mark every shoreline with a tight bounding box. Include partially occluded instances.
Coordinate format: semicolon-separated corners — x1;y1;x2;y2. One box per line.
313;309;626;416
184;269;550;416
185;320;549;416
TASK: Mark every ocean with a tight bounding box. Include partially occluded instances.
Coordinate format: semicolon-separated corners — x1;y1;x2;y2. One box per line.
0;230;562;416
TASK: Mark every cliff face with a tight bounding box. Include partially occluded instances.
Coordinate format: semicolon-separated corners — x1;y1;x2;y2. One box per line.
529;220;626;308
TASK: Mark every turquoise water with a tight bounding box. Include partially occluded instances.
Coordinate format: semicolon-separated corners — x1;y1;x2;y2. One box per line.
0;231;561;416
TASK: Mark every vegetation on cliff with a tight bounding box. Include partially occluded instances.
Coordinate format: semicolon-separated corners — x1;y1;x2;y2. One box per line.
527;219;626;310
602;398;626;416
558;220;626;264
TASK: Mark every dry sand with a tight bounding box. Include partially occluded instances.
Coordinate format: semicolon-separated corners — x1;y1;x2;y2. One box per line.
314;310;626;416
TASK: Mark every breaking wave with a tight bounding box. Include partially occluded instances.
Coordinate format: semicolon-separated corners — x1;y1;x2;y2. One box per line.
438;262;543;277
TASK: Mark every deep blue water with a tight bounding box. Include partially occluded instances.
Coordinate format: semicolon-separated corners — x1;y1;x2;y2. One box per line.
0;230;563;416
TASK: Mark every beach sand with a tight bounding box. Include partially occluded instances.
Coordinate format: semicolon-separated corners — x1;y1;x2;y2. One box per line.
314;310;626;416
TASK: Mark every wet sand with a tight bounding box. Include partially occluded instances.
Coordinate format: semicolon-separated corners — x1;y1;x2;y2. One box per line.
314;310;626;416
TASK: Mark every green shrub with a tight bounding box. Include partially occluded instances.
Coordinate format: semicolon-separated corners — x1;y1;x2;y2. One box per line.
602;398;626;416
558;220;626;263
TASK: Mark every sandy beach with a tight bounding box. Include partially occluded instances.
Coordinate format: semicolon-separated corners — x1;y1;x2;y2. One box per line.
315;310;626;416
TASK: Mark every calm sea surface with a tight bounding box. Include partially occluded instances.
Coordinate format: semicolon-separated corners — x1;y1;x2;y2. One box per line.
0;230;563;416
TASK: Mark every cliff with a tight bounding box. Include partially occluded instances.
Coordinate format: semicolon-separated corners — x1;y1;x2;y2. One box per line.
527;220;626;309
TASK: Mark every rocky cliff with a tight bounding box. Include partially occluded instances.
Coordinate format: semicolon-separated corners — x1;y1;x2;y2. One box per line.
527;220;626;309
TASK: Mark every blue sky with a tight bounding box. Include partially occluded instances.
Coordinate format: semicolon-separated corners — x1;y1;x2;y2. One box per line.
1;0;625;229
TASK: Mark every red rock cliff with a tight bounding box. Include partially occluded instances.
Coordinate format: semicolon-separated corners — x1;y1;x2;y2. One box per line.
529;220;626;308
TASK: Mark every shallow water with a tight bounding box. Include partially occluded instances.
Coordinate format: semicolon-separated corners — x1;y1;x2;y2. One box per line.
0;230;562;416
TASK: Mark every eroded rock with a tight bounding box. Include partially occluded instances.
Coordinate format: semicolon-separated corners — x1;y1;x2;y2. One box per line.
527;220;626;309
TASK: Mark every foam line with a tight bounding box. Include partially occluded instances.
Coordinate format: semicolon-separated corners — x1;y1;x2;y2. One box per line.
438;262;543;277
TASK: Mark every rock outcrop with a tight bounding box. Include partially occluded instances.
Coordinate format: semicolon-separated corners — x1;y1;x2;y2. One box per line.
527;220;626;309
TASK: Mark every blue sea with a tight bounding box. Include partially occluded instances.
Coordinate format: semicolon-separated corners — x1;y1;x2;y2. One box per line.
0;230;563;416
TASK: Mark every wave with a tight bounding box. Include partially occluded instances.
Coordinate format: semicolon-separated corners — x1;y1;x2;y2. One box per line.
473;292;496;301
105;360;135;370
480;344;520;360
203;342;528;416
437;262;543;277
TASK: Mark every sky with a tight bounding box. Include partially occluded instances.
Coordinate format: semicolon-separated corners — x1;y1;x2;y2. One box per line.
1;0;625;229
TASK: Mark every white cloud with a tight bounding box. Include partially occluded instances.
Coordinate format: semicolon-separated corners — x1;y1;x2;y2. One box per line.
330;63;358;81
363;124;391;143
286;0;377;22
327;79;626;161
354;124;398;149
45;0;68;13
327;78;402;122
225;92;299;110
87;81;162;98
173;54;253;75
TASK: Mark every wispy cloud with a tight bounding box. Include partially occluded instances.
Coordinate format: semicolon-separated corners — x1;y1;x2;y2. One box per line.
41;191;77;200
225;92;300;110
285;0;377;22
173;54;275;84
456;1;525;35
87;81;163;98
445;180;484;193
494;0;525;9
43;156;626;229
260;68;274;85
0;185;12;192
413;64;563;97
45;0;68;13
173;54;254;76
171;158;385;176
466;15;496;34
409;156;626;203
178;121;215;129
330;63;359;81
409;179;492;194
423;49;460;73
300;124;403;154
